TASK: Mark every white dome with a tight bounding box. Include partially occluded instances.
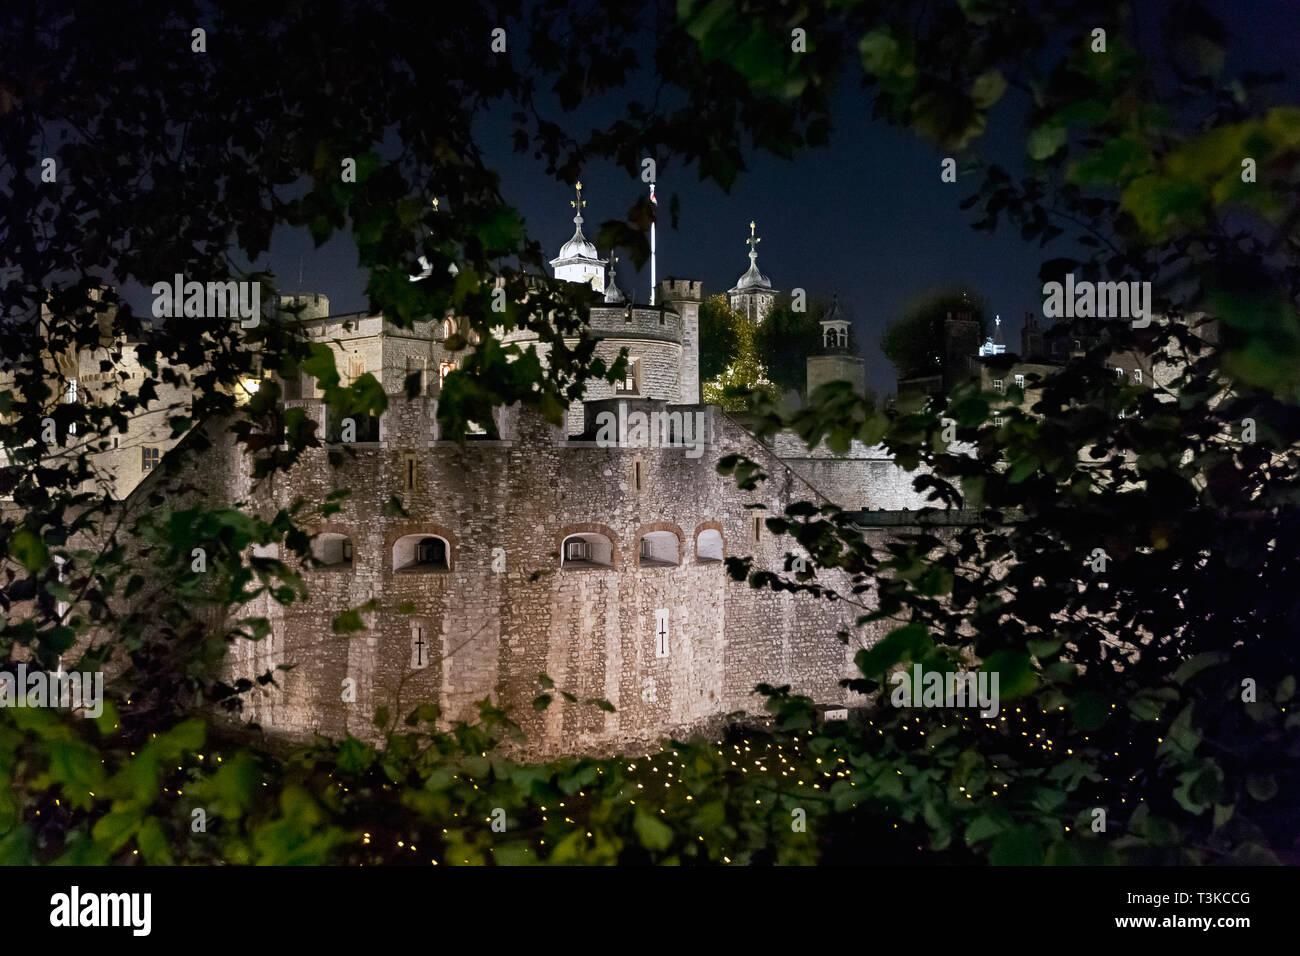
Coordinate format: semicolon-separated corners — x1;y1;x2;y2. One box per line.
558;227;598;261
734;260;771;291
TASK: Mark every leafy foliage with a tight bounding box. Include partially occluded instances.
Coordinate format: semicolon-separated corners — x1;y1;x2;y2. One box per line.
881;288;990;379
2;0;1298;868
754;296;829;397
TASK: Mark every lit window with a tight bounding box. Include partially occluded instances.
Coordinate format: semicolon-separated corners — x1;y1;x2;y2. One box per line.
141;446;160;472
1014;374;1025;389
992;379;1003;393
1134;369;1142;384
439;362;455;386
616;359;640;394
992;416;1004;427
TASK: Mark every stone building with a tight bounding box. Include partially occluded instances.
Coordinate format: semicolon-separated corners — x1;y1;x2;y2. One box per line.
806;295;868;398
7;193;956;758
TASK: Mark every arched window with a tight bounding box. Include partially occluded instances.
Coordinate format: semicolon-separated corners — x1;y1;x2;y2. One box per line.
312;533;353;568
637;530;679;567
394;534;450;572
443;317;458;339
696;528;724;563
561;532;613;569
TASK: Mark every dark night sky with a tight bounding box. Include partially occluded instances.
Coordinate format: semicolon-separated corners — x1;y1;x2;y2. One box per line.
234;0;1300;397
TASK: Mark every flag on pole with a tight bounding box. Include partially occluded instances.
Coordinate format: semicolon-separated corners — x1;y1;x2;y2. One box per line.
649;183;657;305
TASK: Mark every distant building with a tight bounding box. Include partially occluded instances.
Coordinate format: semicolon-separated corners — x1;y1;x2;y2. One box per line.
727;221;777;323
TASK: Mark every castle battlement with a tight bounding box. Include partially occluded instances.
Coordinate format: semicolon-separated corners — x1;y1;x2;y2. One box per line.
587;304;682;342
659;278;703;302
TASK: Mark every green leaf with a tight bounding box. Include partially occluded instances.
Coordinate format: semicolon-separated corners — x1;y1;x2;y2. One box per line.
1174;651;1226;685
335;735;376;774
10;528;48;573
137;817;175;865
855;623;932;675
1026;636;1062;659
971;70;1007;109
1246;773;1278;802
92;804;144;852
634;809;674;852
331;607;367;633
981;649;1036;699
1027;123;1066;161
1275;675;1295;704
964;812;1007;845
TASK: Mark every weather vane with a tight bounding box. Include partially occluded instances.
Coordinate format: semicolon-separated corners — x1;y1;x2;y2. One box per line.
747;220;761;261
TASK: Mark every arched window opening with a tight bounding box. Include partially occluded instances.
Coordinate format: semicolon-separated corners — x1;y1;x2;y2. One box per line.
313;533;353;568
638;530;679;567
561;532;613;569
696;528;724;563
394;534;450;572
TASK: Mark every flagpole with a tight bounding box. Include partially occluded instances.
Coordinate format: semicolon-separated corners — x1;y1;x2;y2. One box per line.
649;182;657;306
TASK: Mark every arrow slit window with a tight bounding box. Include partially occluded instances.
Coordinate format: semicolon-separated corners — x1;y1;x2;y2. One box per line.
655;609;669;658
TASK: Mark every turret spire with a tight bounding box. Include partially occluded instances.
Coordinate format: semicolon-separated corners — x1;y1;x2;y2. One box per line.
604;252;625;303
570;181;585;226
550;179;605;291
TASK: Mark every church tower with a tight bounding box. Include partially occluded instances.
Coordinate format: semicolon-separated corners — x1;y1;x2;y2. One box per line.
550;181;606;292
806;295;867;397
1020;310;1044;359
727;220;776;323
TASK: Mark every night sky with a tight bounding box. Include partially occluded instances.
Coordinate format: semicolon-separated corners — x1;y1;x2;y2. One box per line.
209;0;1300;397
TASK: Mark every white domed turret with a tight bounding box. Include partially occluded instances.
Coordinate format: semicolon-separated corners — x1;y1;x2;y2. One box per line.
550;181;606;293
727;220;777;323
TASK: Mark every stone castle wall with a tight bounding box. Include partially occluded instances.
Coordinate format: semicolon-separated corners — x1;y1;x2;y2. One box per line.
177;395;904;757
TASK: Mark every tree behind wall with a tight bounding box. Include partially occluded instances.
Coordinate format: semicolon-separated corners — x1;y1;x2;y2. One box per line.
881;288;990;380
754;295;827;397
